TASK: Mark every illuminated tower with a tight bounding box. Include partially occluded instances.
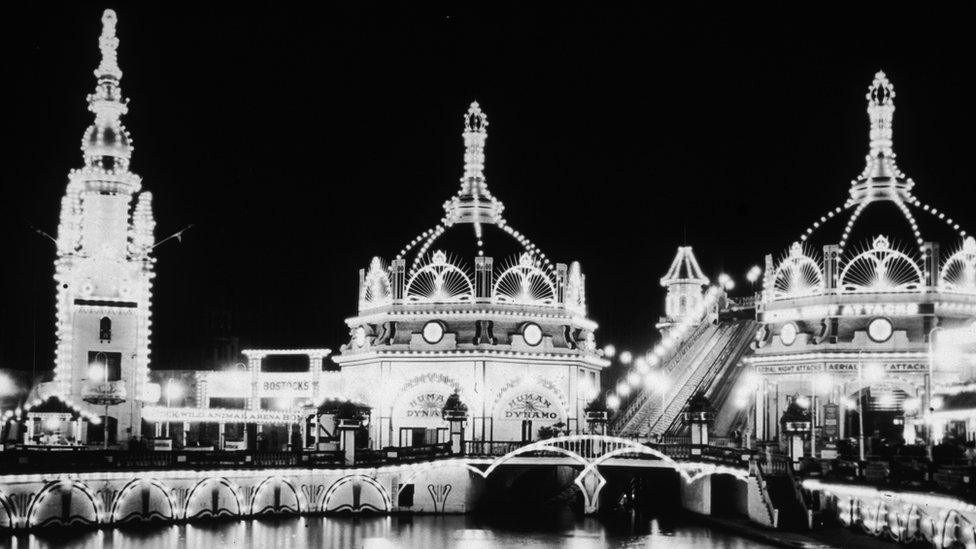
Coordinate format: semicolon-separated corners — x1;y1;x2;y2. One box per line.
657;246;709;335
51;10;156;443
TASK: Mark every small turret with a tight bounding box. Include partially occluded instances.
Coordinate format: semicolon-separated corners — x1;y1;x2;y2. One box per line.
657;246;709;336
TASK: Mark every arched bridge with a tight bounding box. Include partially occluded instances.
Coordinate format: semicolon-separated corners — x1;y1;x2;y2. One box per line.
459;435;755;513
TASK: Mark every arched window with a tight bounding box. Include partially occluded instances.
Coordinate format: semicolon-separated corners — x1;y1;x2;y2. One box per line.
99;317;112;342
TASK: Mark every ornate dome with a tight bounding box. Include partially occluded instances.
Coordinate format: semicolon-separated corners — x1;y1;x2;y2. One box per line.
357;101;585;315
765;71;975;302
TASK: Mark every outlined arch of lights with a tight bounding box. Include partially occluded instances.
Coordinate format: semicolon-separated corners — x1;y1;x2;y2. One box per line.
772;71;975;301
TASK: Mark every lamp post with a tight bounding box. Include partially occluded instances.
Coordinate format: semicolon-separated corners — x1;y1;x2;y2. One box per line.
857;350;866;462
926;326;942;461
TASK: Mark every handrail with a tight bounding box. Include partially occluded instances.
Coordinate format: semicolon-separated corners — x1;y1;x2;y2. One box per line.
648;322;739;435
610;320;715;433
752;460;780;528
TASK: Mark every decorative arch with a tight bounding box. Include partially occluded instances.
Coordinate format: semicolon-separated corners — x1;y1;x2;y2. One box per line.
110;478;175;523
249;476;305;515
183;477;243;520
0;489;14;529
940;237;976;293
26;479;101;528
492;253;557;306
773;242;824;299
404;251;474;304
839;236;923;293
389;373;464;425
490;375;571;425
321;475;391;513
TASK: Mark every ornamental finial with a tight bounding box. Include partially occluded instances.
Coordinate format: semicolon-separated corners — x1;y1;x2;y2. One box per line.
866;70;895;157
462;101;488;184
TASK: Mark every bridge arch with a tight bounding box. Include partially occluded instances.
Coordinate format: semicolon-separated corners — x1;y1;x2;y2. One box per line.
321;475;391;513
0;489;14;529
183;477;243;520
26;479;101;528
250;476;305;515
111;478;176;523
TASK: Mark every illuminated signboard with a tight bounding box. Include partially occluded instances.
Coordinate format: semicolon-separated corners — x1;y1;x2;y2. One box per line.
762;302;932;323
143;406;306;424
756;362;928;375
203;372;315;398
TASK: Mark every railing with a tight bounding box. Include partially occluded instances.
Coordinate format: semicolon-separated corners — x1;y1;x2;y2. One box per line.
611;321;716;435
465;440;525;456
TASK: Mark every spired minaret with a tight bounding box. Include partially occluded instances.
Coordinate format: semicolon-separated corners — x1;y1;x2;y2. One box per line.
51;10;155;443
656;246;709;336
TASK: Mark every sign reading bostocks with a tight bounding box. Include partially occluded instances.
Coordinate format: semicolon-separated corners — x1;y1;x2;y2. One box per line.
203;372;315;399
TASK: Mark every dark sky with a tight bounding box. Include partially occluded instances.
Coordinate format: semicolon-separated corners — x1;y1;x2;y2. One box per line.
2;5;975;376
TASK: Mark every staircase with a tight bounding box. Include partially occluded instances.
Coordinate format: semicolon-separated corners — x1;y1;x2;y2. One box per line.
610;321;718;436
663;320;758;437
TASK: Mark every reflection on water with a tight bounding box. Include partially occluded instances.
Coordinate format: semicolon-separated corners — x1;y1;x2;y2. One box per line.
3;510;775;549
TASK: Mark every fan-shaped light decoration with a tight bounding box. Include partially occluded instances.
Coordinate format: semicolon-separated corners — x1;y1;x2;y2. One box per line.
492;253;557;306
839;235;923;293
940;237;976;294
404;250;474;304
773;242;825;299
360;256;392;310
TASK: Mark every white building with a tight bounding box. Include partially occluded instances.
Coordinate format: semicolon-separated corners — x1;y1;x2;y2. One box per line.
334;102;608;447
28;10;157;445
657;246;710;337
746;72;976;455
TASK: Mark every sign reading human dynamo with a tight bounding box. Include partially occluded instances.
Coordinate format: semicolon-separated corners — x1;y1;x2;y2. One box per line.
203;372;316;398
505;393;559;420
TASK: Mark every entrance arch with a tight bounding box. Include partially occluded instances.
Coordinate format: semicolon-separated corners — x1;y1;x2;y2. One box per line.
490;376;569;442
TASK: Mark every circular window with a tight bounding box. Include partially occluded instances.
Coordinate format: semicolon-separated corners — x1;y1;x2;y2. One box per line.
780;323;798;346
523;323;543;346
422;321;445;344
868;317;893;343
354;326;367;347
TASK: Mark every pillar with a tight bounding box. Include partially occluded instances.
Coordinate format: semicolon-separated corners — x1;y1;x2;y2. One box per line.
73;419;83;444
448;417;466;455
310;354;324;402
475;256;493;299
921;242;940;288
182;422;189;447
25;418;35;444
246;353;264;411
823;244;840;292
340;425;357;465
218;422;226;450
390;259;406;301
755;382;766;442
155;422;162;438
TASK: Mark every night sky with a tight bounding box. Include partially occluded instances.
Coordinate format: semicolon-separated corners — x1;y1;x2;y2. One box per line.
2;5;975;379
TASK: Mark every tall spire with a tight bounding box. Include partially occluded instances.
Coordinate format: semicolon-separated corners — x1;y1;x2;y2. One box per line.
850;70;912;203
95;9;122;81
443;101;504;226
461;101;489;193
79;9;136;184
867;71;895;159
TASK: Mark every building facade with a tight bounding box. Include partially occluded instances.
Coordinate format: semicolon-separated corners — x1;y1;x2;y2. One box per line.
746;72;976;455
334;103;607;447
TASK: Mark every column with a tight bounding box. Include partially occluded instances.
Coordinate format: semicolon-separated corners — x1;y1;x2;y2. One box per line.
246;353;264;410
155;422;162;438
755;381;766;442
182;422;189;447
218;422;226;450
310;354;323;402
74;419;83;444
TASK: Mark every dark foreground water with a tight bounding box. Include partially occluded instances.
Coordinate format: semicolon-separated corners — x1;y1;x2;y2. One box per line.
1;511;775;549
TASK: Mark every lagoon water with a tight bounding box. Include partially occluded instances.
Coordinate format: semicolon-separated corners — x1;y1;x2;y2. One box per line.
2;510;774;549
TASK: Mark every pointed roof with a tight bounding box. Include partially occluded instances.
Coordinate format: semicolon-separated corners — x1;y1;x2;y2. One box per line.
442;101;505;226
849;70;912;204
661;246;709;287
